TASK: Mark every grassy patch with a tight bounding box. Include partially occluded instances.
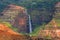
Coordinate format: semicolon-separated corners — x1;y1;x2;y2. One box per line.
0;22;18;32
54;18;60;27
29;23;46;36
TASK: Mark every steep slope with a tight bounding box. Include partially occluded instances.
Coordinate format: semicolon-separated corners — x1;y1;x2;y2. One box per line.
0;23;30;40
0;4;29;33
34;2;60;39
38;19;60;40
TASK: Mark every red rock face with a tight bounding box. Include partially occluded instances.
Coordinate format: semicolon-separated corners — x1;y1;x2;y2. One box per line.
0;4;29;33
14;13;28;33
0;23;31;40
55;2;60;7
19;18;26;26
55;2;60;18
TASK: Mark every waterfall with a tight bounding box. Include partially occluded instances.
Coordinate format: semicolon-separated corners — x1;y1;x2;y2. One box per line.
25;9;32;33
28;15;32;33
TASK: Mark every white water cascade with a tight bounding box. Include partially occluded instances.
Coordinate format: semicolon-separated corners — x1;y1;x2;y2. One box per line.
28;15;32;33
25;9;32;33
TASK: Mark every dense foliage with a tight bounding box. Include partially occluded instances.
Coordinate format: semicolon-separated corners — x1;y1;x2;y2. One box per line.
0;0;60;34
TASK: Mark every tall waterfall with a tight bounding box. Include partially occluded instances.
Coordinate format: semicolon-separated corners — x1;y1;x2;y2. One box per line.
28;15;32;33
25;9;32;33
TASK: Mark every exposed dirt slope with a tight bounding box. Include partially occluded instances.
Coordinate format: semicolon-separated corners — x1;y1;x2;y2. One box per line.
38;19;60;40
0;23;31;40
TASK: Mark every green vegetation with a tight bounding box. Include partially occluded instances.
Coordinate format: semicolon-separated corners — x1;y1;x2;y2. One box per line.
45;34;52;39
29;23;46;36
0;0;60;36
0;22;18;32
54;18;60;27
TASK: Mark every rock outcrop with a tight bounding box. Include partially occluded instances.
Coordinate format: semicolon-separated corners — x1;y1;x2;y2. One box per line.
0;4;29;33
38;19;60;40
